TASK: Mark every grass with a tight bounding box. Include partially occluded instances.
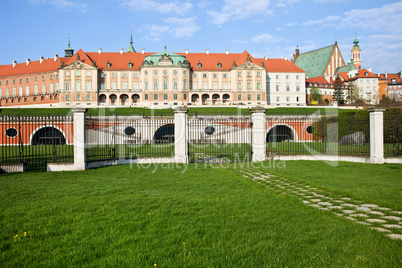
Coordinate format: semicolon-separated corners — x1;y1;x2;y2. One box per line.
0;161;401;267
0;107;357;117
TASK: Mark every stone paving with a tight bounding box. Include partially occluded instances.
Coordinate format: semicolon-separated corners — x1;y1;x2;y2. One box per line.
237;168;402;240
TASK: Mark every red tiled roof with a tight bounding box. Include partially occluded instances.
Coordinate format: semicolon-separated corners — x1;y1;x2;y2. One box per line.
0;49;305;76
354;69;379;79
338;72;350;81
385;73;402;83
0;57;67;77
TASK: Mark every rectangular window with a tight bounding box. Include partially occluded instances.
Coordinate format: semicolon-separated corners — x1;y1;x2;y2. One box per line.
25;86;29;96
19;78;22;84
65;82;70;91
163;80;168;90
86;71;91;77
133;72;138;78
296;97;300;102
0;89;2;98
19;87;23;96
247;82;251;90
86;82;91;91
247;94;251;101
237;94;242;101
193;73;196;78
192;82;198;90
145;94;148;100
183;93;187;100
203;82;207;90
257;72;261;77
257;94;261;100
296;75;299;80
6;80;9;85
133;82;138;90
111;82;117;90
122;82;128;90
276;75;279;79
287;97;290;102
26;77;29;83
12;88;16;97
163;93;168;100
55;83;59;92
49;84;54;94
296;85;300;92
213;73;217;78
203;73;207;78
56;74;59;79
257;82;261;90
41;75;45;81
76;82;81;91
34;85;39;95
223;74;227;78
286;75;289;79
50;74;53;80
286;85;290;91
100;73;106;78
65;71;70;77
65;95;70;101
223;83;228;90
5;89;9;97
41;84;45;94
276;96;280;102
86;94;91;101
112;72;116;78
122;73;127;78
100;82;105;90
154;80;158;90
173;93;178;100
237;82;242;90
145;81;148;90
75;70;81;77
76;94;81;101
153;93;158;100
247;72;251;77
213;82;218;90
276;85;279;91
238;72;242;77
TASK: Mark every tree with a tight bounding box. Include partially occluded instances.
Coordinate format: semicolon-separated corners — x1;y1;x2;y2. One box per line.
310;85;322;105
333;73;345;105
346;79;361;107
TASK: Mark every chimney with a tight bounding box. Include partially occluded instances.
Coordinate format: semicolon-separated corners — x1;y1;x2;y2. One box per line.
283;56;288;61
142;48;145;54
98;48;102;54
40;57;44;64
26;59;30;65
225;49;229;55
54;54;58;62
185;49;188;55
385;72;388;79
13;61;17;67
206;49;209;55
120;48;124;54
296;47;300;56
264;56;268;60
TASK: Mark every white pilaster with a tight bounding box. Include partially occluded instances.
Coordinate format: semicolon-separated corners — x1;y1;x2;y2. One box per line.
174;106;189;163
251;106;267;162
369;108;385;164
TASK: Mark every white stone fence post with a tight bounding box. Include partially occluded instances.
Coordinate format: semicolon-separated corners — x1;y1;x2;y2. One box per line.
251;106;267;162
368;108;385;164
174;106;189;163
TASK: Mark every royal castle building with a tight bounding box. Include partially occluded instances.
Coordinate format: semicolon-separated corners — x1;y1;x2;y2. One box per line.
0;36;306;108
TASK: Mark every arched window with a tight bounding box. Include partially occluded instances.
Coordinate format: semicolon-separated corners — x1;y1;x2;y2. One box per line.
183;80;187;90
173;80;178;90
164;80;168;90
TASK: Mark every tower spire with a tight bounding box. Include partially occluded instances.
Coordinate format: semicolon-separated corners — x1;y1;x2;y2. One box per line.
127;26;136;53
64;33;74;57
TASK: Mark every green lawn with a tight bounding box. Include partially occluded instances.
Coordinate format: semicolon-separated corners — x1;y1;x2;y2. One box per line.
0;107;356;117
0;161;400;267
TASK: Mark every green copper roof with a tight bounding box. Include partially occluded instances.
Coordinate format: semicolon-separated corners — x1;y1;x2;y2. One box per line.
294;45;335;78
143;47;188;66
336;59;357;73
64;34;74;57
352;34;360;50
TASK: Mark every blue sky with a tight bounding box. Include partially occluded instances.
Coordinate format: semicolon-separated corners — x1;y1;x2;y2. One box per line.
2;0;401;73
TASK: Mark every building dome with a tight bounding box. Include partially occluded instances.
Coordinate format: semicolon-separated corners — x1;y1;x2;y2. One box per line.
143;47;189;67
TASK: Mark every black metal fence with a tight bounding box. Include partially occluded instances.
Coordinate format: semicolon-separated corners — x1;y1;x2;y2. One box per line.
266;116;370;156
85;116;175;162
384;113;402;157
0;115;74;171
188;117;252;163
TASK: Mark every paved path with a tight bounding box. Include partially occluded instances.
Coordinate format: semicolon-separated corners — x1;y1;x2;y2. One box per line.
237;168;402;240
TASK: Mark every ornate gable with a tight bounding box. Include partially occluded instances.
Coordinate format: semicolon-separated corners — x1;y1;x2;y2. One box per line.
232;60;265;71
61;60;97;70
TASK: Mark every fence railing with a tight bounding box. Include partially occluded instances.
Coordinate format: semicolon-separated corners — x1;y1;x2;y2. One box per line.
85;116;175;162
188;117;252;163
0;115;74;171
384;113;402;157
266;116;370;156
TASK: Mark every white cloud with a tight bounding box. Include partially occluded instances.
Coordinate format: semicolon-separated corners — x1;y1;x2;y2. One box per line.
207;0;299;25
164;17;201;38
120;0;193;14
252;33;281;44
28;0;87;12
140;24;169;41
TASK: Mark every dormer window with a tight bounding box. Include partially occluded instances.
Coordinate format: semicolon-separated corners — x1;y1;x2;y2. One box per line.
217;61;222;69
197;61;202;68
392;79;396;84
107;60;111;68
128;60;133;68
365;72;368;76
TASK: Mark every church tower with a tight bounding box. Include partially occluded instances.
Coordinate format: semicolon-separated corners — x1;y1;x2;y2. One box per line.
351;34;361;70
64;34;74;58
